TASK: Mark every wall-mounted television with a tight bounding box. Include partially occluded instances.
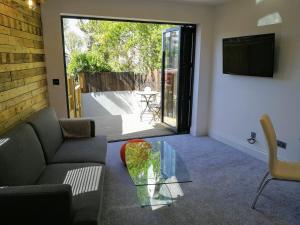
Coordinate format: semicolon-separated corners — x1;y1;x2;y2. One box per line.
223;33;275;77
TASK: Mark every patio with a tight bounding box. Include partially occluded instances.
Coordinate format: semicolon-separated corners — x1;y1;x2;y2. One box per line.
81;91;174;141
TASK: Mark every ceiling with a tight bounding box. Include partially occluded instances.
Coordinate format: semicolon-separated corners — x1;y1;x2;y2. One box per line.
149;0;235;5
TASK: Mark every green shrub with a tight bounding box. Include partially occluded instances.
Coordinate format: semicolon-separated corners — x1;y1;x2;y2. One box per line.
67;52;112;78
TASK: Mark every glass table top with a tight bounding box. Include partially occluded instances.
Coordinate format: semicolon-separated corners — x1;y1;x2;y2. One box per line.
125;141;191;207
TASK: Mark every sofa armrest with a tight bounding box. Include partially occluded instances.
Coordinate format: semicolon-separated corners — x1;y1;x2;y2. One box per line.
59;118;95;138
0;184;72;225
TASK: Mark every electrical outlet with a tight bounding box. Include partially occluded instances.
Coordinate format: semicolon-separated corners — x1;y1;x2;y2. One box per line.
53;79;60;85
277;140;287;149
247;131;257;144
251;132;256;139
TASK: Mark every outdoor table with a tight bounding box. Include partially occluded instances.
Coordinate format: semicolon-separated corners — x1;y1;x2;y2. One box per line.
136;91;159;120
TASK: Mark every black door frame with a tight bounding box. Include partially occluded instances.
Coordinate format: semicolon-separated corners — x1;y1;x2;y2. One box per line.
60;15;196;135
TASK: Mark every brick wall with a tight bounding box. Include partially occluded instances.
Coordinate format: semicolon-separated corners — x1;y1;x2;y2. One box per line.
0;0;48;134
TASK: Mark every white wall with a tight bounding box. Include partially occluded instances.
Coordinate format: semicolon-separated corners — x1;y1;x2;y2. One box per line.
210;0;300;161
41;0;215;136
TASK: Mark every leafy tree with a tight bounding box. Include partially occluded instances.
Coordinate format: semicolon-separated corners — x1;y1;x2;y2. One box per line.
78;21;174;75
67;52;112;79
78;20;98;51
63;18;69;33
64;31;84;56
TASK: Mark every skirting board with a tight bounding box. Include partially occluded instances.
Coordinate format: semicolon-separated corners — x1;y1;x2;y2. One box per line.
209;131;268;163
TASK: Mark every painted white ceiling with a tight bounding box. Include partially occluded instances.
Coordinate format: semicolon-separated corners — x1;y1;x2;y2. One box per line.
149;0;234;5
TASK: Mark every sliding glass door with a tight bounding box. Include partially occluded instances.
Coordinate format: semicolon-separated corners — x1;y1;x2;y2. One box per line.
162;28;180;129
161;26;195;133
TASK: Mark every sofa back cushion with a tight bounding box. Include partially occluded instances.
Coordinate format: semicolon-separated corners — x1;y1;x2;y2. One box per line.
0;124;46;186
27;107;63;162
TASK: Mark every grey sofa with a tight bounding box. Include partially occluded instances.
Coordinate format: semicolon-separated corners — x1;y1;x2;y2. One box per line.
0;107;107;225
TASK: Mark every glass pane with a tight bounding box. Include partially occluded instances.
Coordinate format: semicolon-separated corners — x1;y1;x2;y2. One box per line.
136;184;173;207
125;141;191;186
163;30;180;128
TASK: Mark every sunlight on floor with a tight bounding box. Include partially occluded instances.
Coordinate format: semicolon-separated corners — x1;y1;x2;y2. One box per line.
81;91;174;141
121;114;158;135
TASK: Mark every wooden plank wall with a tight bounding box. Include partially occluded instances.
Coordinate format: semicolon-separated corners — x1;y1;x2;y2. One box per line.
81;71;161;93
82;72;136;93
0;0;48;134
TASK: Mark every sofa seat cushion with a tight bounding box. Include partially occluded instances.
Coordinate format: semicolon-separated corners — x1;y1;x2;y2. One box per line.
0;124;46;186
50;136;107;164
37;163;105;225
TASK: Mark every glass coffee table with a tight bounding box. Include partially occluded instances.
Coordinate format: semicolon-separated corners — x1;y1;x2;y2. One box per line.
125;141;191;207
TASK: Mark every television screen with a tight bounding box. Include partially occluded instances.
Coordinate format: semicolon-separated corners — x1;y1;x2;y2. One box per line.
223;33;275;77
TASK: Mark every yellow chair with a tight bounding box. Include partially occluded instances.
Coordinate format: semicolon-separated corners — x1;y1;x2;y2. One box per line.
251;114;300;209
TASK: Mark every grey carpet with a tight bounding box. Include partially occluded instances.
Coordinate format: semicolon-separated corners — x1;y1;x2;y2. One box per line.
101;135;300;225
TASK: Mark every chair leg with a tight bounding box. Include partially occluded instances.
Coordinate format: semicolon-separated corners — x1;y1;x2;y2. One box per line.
256;171;269;192
251;178;273;209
